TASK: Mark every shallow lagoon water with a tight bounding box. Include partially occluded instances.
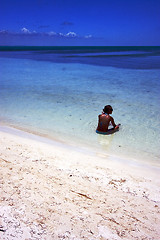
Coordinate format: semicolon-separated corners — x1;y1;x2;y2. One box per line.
0;47;160;166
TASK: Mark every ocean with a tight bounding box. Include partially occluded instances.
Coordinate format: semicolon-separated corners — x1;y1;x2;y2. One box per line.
0;46;160;166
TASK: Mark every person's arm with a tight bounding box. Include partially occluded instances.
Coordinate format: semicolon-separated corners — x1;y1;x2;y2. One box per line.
110;116;119;129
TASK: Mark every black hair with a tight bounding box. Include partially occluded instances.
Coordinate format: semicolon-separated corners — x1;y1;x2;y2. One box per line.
103;105;113;114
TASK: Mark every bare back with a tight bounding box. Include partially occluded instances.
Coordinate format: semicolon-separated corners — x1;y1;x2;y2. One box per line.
97;113;116;132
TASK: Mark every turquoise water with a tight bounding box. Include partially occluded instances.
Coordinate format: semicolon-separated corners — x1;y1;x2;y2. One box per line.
0;47;160;166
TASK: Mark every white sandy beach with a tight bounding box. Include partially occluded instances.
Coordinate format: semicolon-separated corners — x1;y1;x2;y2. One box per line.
0;125;160;240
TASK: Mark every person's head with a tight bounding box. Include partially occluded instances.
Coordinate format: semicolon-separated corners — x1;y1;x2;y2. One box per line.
103;105;113;114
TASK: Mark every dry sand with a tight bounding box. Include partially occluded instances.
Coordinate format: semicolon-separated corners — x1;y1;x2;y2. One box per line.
0;126;160;240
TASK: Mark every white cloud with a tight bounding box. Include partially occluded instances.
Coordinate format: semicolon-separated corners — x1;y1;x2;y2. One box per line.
0;30;8;34
85;34;92;38
59;32;65;36
65;32;77;37
46;31;78;38
48;31;57;36
1;29;93;40
21;27;30;34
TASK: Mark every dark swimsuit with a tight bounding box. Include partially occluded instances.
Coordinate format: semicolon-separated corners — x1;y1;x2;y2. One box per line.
96;128;117;135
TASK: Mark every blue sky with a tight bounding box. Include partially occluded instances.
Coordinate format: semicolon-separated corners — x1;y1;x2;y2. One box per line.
0;0;160;46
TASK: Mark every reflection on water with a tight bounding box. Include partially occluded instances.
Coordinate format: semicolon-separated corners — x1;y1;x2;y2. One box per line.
97;133;115;151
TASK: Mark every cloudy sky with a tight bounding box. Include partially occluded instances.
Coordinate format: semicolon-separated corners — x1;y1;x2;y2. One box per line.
0;0;160;46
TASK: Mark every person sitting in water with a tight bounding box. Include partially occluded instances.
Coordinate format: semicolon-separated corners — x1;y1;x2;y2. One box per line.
96;105;120;134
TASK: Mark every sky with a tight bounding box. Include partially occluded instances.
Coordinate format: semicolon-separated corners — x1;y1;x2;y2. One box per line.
0;0;160;46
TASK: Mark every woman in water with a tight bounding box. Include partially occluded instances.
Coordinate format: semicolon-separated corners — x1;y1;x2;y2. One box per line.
96;105;120;134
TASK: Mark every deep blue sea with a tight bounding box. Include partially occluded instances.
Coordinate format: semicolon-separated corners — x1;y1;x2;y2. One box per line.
0;46;160;166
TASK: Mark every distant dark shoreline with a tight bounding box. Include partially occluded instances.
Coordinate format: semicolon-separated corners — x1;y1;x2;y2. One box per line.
0;46;160;52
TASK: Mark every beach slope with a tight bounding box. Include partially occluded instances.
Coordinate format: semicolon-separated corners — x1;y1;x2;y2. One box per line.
0;127;160;240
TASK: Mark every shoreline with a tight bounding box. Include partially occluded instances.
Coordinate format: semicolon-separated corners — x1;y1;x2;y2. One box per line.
0;122;160;172
0;123;160;239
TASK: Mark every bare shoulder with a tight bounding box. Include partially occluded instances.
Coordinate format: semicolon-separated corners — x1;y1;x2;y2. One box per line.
108;115;113;120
